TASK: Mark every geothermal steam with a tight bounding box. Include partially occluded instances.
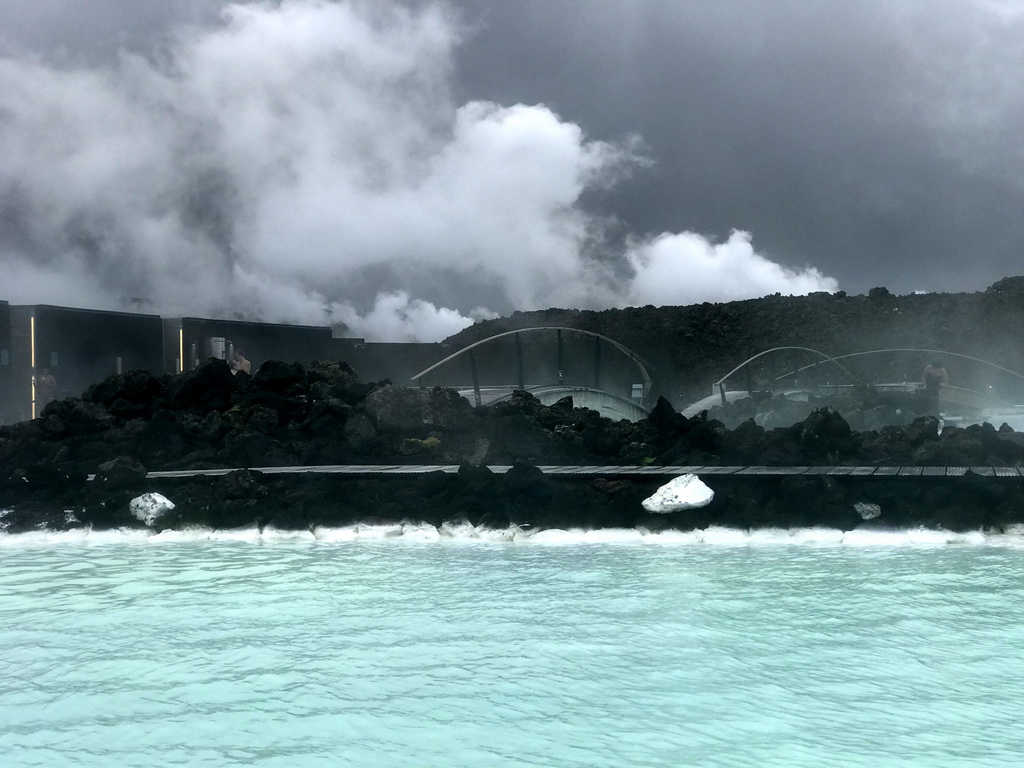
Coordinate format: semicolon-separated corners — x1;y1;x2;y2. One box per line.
0;0;837;340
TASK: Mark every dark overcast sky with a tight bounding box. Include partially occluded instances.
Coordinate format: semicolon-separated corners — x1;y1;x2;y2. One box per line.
2;0;1023;337
449;0;1024;295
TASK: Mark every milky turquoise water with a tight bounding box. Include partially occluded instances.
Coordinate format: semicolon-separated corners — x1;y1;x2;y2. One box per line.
2;529;1024;767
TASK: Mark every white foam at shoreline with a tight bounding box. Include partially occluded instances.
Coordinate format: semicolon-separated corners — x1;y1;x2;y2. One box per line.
1;523;1023;548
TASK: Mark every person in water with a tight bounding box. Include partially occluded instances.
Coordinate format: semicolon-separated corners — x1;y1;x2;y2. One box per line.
921;361;948;415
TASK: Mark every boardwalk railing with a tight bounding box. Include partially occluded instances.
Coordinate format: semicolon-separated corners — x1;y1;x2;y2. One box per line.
137;465;1024;480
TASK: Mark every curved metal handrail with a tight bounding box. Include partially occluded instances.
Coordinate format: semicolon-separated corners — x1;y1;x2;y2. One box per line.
827;381;1016;408
713;346;858;390
410;326;657;393
941;384;1016;408
798;348;1024;386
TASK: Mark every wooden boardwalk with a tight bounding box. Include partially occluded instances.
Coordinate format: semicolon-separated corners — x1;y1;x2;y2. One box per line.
144;464;1024;479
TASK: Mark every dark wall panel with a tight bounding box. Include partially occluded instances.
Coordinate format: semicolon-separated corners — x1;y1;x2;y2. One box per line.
180;318;334;372
33;305;164;402
0;301;13;423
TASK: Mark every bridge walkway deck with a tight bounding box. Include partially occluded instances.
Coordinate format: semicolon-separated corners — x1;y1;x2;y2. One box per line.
139;465;1024;479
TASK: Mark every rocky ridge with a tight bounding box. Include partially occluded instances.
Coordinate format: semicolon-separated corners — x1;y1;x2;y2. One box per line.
444;277;1024;405
2;358;1024;536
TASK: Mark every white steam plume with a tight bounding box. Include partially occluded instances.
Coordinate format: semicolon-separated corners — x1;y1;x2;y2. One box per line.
626;230;838;306
0;0;837;340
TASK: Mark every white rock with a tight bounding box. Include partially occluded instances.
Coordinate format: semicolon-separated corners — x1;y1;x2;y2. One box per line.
129;492;176;526
641;474;715;513
854;501;882;521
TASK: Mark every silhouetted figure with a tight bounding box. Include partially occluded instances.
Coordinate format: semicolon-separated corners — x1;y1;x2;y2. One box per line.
231;350;251;375
921;361;948;415
35;368;57;411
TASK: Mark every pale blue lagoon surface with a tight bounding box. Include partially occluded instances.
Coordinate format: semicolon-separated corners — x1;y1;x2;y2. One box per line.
2;533;1024;767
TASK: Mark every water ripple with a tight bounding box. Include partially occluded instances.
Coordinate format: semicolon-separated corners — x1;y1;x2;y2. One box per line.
2;542;1024;766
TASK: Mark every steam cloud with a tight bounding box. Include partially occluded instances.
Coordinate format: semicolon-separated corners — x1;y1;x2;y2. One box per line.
626;230;837;305
0;0;837;341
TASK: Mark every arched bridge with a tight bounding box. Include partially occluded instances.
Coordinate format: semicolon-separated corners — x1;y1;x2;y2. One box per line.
411;327;656;422
690;345;1024;417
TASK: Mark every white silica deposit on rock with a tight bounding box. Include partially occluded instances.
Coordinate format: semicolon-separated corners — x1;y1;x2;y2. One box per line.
642;474;715;513
129;492;176;526
854;501;882;521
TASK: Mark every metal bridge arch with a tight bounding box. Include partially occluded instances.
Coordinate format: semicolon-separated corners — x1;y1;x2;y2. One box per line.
712;346;859;403
799;348;1024;386
410;326;657;409
711;346;1024;410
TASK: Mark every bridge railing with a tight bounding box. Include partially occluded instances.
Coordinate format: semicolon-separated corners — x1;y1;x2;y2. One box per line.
712;347;1024;409
410;326;657;409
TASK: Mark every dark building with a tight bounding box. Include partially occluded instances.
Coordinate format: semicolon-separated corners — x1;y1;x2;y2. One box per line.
0;298;655;425
0;301;12;423
5;305;164;422
163;317;336;374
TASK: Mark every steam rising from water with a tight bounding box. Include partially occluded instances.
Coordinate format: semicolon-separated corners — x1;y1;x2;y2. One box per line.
0;0;837;340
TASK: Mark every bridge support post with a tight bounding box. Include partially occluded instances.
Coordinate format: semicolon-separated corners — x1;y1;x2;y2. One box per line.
557;330;564;384
469;350;482;407
408;326;657;407
515;333;525;390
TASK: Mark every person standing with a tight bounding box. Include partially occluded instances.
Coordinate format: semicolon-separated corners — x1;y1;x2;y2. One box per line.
231;350;251;375
921;361;947;415
35;368;58;411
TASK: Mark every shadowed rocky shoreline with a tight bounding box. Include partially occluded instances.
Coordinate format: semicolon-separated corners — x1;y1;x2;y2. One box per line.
3;358;1024;535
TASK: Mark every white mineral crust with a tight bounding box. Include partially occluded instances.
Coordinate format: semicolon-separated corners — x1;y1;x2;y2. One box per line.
854;501;882;521
642;474;714;513
129;492;176;526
